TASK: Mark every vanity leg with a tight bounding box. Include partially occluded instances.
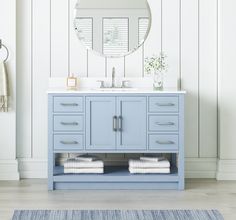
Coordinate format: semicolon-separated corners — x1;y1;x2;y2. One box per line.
48;95;54;190
178;94;185;190
178;153;185;190
48;152;54;190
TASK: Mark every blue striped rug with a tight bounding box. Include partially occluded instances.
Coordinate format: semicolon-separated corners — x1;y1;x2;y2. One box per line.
12;210;224;220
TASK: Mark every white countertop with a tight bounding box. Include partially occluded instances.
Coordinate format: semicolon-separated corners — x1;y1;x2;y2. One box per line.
47;87;186;94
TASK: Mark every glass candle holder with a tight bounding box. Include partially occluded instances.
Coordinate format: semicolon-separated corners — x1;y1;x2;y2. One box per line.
153;71;163;91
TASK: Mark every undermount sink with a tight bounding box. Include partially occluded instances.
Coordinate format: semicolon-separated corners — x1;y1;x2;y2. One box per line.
92;87;139;92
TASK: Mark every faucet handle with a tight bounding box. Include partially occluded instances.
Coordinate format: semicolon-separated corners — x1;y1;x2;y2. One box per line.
121;80;130;88
97;80;105;88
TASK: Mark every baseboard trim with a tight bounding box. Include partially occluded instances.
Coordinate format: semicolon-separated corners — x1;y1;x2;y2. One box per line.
17;157;218;179
18;158;47;179
0;159;20;180
216;159;236;180
185;158;217;178
6;158;236;180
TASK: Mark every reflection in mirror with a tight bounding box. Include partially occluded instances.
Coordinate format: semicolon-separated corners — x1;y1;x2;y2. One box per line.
103;18;129;56
75;0;151;57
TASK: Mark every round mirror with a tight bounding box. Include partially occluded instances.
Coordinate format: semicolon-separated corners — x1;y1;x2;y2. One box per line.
74;0;151;58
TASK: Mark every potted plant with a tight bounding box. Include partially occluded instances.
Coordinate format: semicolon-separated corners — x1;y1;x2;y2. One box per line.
145;52;168;90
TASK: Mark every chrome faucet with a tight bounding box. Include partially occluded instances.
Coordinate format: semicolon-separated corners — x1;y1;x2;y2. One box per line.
96;67;131;89
111;67;116;88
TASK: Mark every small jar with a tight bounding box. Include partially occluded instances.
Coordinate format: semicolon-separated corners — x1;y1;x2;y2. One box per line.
67;74;78;90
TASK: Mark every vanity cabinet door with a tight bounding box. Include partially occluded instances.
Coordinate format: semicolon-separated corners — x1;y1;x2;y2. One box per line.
86;97;116;150
116;97;147;150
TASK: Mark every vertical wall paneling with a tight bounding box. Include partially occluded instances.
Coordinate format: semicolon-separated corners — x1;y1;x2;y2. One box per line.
69;0;88;77
125;48;143;77
143;0;162;76
16;0;32;158
32;0;50;158
51;0;69;77
0;0;19;180
181;0;199;157
162;0;180;85
87;51;106;77
199;0;218;158
219;0;236;159
0;0;17;160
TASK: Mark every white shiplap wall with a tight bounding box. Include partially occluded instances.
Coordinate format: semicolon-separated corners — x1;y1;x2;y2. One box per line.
16;0;219;178
0;0;19;180
217;0;236;180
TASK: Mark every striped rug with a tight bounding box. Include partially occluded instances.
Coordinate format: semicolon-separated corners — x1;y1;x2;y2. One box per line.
12;210;224;220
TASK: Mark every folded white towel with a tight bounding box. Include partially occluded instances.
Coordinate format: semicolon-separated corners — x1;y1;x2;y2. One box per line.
140;156;166;162
0;61;9;112
129;167;170;174
75;154;97;162
64;168;104;174
64;159;104;168
129;159;170;168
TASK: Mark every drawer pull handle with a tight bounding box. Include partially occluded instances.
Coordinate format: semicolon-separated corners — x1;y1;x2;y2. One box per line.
60;141;78;145
60;103;79;106
156;141;175;145
113;116;118;132
60;122;79;126
156;122;175;126
156;103;175;107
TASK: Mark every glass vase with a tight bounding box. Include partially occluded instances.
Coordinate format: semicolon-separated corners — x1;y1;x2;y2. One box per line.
153;71;163;90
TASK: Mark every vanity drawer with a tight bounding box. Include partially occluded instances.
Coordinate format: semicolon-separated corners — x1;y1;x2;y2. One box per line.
54;134;84;150
148;134;178;151
149;115;179;131
53;97;83;113
149;97;178;113
54;115;84;131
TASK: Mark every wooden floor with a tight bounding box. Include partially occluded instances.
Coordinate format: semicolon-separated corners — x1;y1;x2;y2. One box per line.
0;179;236;220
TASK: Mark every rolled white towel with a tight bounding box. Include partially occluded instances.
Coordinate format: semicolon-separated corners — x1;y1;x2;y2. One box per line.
140;156;166;162
129;167;170;174
64;167;104;174
129;159;170;168
64;159;104;168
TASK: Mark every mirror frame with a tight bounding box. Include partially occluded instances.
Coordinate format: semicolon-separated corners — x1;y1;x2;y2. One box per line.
74;0;152;58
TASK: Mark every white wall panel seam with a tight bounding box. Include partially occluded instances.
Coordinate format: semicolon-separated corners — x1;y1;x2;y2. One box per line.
198;0;200;158
31;0;34;158
68;0;70;76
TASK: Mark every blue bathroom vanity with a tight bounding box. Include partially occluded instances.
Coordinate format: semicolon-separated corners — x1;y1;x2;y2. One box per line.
48;89;185;190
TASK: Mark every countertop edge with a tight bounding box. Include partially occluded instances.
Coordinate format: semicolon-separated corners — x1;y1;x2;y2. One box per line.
47;89;187;94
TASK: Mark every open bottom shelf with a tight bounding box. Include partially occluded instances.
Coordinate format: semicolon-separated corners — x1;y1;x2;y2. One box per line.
53;166;178;183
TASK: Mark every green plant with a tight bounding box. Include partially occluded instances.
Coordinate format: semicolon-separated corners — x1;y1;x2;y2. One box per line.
145;52;168;74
